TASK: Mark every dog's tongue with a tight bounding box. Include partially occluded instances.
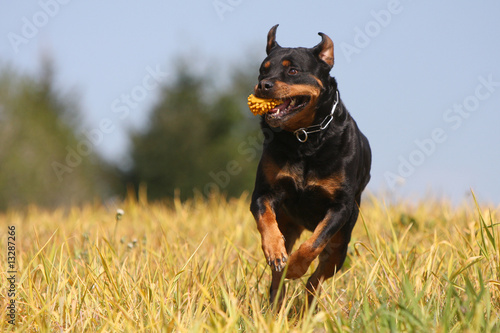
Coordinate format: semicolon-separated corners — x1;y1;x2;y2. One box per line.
268;99;290;114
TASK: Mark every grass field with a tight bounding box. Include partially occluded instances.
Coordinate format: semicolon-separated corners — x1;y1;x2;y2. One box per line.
1;191;499;332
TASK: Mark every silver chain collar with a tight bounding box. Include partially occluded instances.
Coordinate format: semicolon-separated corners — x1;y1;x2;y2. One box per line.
293;90;339;143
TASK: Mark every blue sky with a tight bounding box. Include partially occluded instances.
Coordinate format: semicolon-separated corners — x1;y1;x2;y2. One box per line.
2;1;500;204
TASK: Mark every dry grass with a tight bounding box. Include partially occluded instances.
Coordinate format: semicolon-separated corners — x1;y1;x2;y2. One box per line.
0;192;499;332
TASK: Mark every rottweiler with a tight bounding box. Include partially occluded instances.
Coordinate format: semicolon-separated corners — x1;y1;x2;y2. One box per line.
249;24;372;305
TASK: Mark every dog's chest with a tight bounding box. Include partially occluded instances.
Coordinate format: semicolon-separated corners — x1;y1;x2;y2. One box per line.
264;159;343;227
265;159;342;196
272;162;315;193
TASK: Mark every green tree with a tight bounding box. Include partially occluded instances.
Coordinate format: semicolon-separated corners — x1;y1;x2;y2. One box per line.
127;62;261;200
0;64;114;210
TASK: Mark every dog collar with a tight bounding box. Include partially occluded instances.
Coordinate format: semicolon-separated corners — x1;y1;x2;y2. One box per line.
293;90;339;143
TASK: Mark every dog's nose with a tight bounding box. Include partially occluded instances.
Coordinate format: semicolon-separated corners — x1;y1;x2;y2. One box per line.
257;80;274;91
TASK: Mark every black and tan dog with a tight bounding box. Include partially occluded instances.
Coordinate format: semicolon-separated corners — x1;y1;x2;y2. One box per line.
250;25;372;305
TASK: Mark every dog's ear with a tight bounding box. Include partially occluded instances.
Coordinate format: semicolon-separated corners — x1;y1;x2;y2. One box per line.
312;32;334;68
266;24;281;55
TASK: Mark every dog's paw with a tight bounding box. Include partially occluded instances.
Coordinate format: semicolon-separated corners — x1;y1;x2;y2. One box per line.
262;235;288;272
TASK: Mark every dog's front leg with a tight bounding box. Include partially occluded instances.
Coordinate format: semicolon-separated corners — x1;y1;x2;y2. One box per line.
251;198;288;272
286;205;351;279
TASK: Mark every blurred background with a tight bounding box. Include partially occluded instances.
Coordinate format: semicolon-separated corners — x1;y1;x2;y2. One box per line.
1;1;499;210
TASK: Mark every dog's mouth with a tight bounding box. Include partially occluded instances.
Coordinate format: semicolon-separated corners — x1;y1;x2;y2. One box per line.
266;96;310;120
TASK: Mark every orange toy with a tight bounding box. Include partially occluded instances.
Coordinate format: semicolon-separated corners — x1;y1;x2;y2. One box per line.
247;94;283;115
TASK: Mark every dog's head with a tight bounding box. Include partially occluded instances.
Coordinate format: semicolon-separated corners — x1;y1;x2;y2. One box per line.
254;24;335;131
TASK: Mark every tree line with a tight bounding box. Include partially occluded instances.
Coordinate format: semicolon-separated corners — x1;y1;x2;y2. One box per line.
0;58;262;210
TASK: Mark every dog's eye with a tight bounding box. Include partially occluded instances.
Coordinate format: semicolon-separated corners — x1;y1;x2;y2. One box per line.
288;68;299;75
